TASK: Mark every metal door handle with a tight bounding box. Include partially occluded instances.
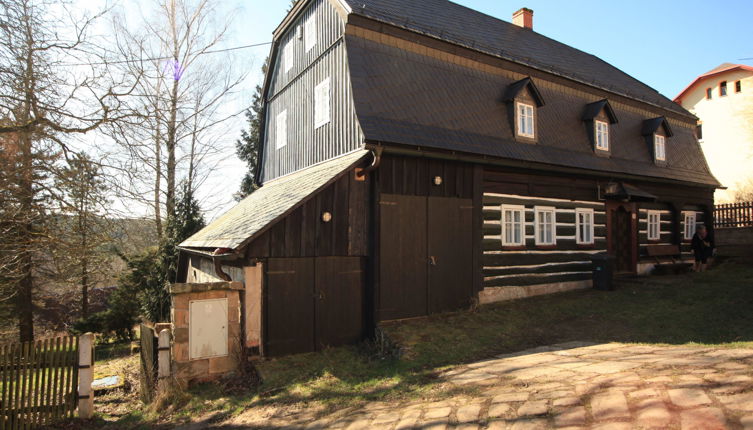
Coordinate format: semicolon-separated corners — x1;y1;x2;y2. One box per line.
429;256;437;266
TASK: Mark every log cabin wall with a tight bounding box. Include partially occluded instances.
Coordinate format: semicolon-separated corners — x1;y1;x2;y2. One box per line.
481;168;606;301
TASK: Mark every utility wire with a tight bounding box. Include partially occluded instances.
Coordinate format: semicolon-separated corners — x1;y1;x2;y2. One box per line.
62;41;273;67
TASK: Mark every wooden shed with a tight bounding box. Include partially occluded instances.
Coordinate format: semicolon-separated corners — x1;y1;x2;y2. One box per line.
177;0;720;356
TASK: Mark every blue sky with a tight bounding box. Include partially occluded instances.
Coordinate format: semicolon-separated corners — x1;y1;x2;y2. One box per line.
234;0;753;99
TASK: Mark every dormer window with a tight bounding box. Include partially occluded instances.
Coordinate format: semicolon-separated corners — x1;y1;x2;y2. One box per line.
503;77;545;142
720;81;727;97
517;102;535;138
642;117;673;165
583;99;618;154
595;120;609;151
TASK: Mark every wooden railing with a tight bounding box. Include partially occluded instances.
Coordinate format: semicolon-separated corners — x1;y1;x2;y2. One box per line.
0;336;79;429
715;202;753;228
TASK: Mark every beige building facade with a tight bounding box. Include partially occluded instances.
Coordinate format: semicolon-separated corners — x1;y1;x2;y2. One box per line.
675;63;753;202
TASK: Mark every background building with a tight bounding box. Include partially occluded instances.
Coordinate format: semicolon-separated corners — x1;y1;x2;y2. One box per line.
675;63;753;202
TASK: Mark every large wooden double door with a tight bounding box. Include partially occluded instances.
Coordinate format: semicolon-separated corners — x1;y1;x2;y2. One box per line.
265;257;364;356
378;194;474;321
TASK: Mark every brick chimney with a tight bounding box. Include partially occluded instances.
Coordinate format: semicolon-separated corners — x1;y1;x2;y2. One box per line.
512;8;534;29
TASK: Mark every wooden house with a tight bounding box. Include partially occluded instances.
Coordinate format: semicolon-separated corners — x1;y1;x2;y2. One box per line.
177;0;719;356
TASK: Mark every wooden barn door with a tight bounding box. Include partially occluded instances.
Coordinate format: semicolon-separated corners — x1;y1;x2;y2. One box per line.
315;257;364;348
378;194;428;320
428;197;474;313
379;194;474;321
266;258;316;356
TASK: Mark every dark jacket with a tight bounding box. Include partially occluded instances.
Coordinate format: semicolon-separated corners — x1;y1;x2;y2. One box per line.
691;231;714;257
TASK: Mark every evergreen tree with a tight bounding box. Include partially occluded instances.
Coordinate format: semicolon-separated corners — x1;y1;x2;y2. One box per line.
235;56;268;200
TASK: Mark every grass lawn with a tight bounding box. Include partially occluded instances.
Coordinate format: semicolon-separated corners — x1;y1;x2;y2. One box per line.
88;258;753;428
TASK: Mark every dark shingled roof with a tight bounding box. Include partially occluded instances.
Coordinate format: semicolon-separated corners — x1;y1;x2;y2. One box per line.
342;0;690;117
582;100;618;124
346;36;719;186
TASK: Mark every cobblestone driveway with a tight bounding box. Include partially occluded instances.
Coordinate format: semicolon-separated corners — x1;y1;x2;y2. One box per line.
231;342;753;429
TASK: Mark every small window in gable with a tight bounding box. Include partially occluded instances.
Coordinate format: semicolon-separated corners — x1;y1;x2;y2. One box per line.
517;102;535;138
534;206;556;246
706;88;712;99
304;14;317;52
283;40;294;73
575;208;594;245
647;210;661;241
276;110;287;149
720;81;727;97
501;205;525;247
595;120;609;151
654;135;666;162
314;77;330;128
735;80;742;93
683;212;697;240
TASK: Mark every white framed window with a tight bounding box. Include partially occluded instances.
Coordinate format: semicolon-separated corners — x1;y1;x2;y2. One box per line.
275;110;287;149
516;102;535;138
575;208;594;245
654;134;666;161
314;77;331;128
501;205;525;247
534;206;556;246
283;39;294;73
304;14;317;52
595;120;609;151
647;210;661;241
683;212;697;240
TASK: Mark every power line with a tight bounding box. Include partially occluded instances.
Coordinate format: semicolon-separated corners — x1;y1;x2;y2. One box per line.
62;41;273;67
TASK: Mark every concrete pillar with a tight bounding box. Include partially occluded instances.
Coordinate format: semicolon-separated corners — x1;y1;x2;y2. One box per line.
78;333;94;419
158;329;171;380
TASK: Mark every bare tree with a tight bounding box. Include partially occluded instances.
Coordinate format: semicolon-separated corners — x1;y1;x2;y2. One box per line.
0;0;135;341
105;0;247;234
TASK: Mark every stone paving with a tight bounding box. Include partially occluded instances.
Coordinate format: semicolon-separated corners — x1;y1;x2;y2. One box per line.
227;342;753;429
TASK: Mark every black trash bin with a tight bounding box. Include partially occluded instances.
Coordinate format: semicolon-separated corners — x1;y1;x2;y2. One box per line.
591;253;615;291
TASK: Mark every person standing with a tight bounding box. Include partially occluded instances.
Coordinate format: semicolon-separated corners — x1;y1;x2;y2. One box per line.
691;224;714;272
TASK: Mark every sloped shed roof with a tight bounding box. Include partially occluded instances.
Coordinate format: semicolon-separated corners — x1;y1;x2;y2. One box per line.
342;0;689;116
180;150;369;250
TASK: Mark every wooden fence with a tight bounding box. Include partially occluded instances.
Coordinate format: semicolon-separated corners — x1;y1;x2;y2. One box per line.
0;336;79;430
715;202;753;228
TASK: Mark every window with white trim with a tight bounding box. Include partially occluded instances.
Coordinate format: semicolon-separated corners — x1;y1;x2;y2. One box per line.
501;205;525;247
576;208;594;245
314;77;330;128
647;210;661;241
283;39;294;73
683;212;697;240
595;120;609;151
654;135;666;161
516;102;535;138
534;206;556;246
275;110;287;149
304;14;317;52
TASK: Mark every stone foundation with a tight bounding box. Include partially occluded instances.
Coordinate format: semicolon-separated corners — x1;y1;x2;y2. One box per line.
478;280;592;305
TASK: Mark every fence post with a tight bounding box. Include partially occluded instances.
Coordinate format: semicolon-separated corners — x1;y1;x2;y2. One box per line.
157;329;171;382
78;333;94;419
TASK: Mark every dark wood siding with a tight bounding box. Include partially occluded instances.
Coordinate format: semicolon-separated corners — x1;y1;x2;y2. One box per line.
377;155;475;199
262;0;363;182
245;169;369;259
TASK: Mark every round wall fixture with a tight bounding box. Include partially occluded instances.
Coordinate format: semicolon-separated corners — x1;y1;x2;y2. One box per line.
433;176;443;186
321;211;332;223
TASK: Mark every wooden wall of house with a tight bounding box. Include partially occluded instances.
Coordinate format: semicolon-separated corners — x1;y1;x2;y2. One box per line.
262;0;363;182
244;169;369;259
377;155;476;199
